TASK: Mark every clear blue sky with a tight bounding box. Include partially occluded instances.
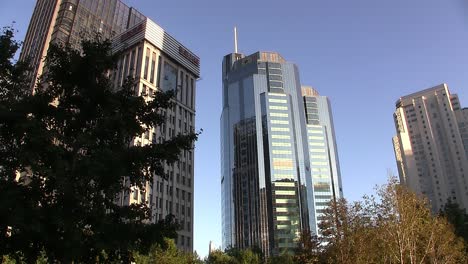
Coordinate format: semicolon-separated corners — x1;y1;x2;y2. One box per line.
2;0;468;258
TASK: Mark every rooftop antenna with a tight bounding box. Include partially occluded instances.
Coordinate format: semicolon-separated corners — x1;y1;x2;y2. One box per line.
234;26;238;53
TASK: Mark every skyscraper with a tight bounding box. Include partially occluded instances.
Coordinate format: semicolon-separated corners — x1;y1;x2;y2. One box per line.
393;84;468;212
111;19;199;251
221;51;342;255
21;0;199;251
301;86;343;233
20;0;145;91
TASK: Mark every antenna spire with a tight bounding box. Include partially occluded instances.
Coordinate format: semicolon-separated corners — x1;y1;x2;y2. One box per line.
234;26;238;53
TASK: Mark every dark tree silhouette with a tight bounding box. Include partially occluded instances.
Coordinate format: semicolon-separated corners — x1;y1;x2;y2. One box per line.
0;28;198;263
440;199;468;248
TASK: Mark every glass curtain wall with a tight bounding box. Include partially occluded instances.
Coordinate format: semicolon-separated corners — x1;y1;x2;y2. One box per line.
221;52;310;256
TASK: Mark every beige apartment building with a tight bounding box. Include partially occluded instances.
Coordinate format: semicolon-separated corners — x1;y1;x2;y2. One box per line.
111;19;199;251
393;84;468;212
21;0;199;251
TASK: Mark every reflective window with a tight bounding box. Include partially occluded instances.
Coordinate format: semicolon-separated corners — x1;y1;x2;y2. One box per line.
271;135;291;139
269;69;282;75
271;120;289;125
143;48;150;79
272;142;292;147
269;98;287;104
162;61;177;91
308;136;324;140
309;142;325;146
150;52;156;83
310;148;326;153
269;105;288;111
271;127;290;132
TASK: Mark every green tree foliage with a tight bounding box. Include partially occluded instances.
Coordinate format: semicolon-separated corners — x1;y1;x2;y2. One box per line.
319;197;375;263
225;247;262;264
319;179;467;264
440;199;468;247
293;229;322;264
204;179;467;264
205;248;261;264
267;253;295;264
133;238;203;264
0;28;198;263
205;250;237;264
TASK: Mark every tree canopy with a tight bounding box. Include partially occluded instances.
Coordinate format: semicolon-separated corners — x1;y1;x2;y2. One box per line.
204;178;468;264
319;179;467;264
0;28;198;263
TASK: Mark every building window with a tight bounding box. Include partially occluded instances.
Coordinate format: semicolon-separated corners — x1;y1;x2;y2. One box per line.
150;52;156;83
179;71;184;102
190;78;194;107
143;48;150;79
162;61;177;91
136;46;143;78
156;56;162;87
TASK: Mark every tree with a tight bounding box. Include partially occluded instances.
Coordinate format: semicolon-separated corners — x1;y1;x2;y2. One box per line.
133;238;202;264
205;249;236;264
319;198;378;264
225;247;262;264
293;229;322;264
440;199;468;246
373;179;466;263
319;179;467;264
0;28;198;262
205;248;262;264
267;253;295;264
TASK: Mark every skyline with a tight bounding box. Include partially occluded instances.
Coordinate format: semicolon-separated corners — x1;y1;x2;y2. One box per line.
2;0;468;257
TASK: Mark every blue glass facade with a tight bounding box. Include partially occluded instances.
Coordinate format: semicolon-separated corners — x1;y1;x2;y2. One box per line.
221;52;342;255
302;87;343;235
20;0;146;91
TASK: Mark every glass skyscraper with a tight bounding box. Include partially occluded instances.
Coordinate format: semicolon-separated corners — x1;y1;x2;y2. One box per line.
221;51;342;255
20;0;145;91
301;86;343;232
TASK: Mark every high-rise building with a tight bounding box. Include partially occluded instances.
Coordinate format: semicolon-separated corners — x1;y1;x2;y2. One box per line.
301;86;343;232
393;84;468;212
111;19;199;251
21;0;199;252
20;0;145;91
456;107;468;159
221;51;342;256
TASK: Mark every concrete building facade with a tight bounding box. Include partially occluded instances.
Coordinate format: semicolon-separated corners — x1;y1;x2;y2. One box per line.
21;0;199;252
393;84;468;212
111;19;199;251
